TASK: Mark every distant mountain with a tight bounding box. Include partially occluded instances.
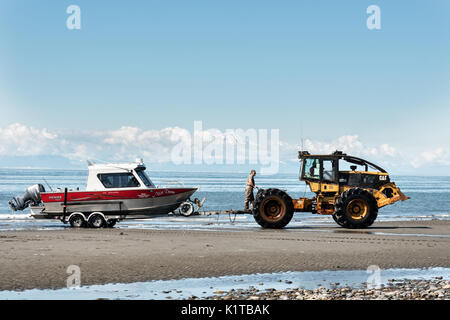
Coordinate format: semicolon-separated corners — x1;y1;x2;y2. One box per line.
0;155;84;170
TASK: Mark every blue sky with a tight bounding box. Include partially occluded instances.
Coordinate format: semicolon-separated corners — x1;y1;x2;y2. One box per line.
0;1;449;174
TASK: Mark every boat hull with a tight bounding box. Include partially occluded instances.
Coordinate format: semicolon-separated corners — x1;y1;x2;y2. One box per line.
37;188;198;218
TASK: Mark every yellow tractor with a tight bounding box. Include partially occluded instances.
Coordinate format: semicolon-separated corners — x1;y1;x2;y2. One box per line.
253;151;409;229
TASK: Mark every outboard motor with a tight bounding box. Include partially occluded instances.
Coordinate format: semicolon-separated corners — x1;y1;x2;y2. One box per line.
9;184;46;211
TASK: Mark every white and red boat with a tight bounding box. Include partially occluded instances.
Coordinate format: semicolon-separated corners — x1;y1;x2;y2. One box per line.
9;159;198;228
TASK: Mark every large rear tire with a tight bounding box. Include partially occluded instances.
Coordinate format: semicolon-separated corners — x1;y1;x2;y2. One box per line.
334;188;378;229
253;188;294;229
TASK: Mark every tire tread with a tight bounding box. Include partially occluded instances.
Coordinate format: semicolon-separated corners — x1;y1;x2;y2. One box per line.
253;188;294;229
333;188;378;229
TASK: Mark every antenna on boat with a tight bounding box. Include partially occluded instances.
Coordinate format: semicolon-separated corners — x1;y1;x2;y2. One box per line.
42;177;53;192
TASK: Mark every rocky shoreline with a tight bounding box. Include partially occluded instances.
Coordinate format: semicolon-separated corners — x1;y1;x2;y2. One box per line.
200;278;450;300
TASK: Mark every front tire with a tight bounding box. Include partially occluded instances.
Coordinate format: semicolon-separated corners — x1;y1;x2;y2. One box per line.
334;188;378;228
178;201;195;217
253;189;294;229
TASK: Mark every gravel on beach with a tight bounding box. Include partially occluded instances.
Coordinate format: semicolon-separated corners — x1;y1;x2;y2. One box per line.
202;278;450;300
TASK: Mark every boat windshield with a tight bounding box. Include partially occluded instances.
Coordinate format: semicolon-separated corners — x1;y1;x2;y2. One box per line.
136;169;156;188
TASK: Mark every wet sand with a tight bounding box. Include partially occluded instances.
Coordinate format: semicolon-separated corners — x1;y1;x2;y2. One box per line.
0;220;449;291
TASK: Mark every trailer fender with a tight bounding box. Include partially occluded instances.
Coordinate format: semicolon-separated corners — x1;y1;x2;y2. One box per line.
88;211;107;222
67;212;87;223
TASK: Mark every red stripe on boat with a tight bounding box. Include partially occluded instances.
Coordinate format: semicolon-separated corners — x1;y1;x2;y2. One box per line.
41;189;195;203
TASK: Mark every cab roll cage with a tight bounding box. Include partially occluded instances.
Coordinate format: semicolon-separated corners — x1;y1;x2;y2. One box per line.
298;150;387;174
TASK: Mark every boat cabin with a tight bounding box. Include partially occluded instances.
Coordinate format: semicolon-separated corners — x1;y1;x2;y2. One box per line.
86;159;156;191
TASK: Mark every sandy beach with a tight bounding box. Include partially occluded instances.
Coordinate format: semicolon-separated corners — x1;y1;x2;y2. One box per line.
0;220;449;291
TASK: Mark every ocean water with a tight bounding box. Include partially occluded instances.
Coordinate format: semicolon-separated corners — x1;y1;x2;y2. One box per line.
0;168;449;231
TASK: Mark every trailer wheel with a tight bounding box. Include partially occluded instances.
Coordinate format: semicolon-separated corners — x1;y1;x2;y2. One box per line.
178;201;195;217
334;188;378;229
253;188;294;229
106;219;117;228
69;213;86;228
88;213;106;228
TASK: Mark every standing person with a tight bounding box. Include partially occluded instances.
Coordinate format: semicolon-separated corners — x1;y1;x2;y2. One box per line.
244;170;258;211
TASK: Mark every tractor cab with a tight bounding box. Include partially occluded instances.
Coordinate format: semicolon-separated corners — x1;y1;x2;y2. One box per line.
299;151;390;192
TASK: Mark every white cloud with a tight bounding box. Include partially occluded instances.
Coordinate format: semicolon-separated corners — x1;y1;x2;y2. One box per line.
97;126;192;163
411;148;450;168
0;124;447;173
104;126;142;145
0;123;58;156
379;144;397;157
294;135;397;159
